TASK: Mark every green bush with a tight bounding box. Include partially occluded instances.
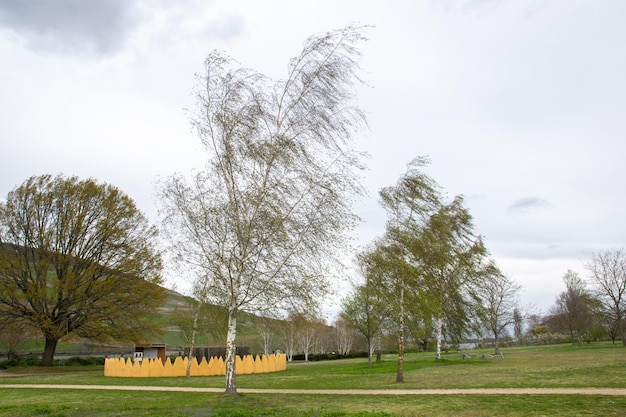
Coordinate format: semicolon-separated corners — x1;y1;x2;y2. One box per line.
292;351;370;361
0;355;40;369
0;356;106;369
60;356;105;366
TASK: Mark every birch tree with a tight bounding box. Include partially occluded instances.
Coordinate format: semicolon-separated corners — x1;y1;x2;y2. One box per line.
158;26;368;393
334;317;354;356
368;157;441;382
253;314;280;356
282;319;296;362
403;196;489;359
369;157;491;373
292;313;323;361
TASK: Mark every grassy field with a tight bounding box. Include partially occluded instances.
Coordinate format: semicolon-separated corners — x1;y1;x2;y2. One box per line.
0;343;625;416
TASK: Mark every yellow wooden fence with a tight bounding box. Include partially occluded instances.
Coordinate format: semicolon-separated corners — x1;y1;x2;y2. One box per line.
104;353;287;377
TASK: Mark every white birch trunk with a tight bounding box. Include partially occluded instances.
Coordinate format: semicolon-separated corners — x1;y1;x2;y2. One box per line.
262;329;272;357
367;336;373;368
185;302;201;377
435;317;443;360
224;304;238;394
396;286;404;383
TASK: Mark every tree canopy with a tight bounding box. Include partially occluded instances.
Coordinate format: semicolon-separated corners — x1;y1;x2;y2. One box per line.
0;174;165;365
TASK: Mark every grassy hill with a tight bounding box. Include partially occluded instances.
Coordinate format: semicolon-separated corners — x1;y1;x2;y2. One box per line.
4;287;272;359
155;288;271;354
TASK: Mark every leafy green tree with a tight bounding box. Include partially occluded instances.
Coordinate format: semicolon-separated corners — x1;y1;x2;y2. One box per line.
341;254;388;367
365;157;491;381
360;235;417;382
374;157;441;382
403;196;489;359
0;175;164;365
158;25;369;393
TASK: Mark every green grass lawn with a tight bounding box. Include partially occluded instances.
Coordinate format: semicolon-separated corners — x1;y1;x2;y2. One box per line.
1;343;625;416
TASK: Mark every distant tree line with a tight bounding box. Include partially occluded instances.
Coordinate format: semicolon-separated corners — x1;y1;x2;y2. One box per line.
542;249;626;345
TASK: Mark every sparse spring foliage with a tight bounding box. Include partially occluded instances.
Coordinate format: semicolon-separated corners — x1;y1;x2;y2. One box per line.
0;175;164;366
158;25;369;393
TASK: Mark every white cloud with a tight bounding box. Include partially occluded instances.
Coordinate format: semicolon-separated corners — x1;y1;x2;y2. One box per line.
0;0;140;56
1;0;625;310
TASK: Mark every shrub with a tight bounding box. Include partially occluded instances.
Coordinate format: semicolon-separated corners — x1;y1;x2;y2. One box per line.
62;356;105;366
0;355;40;369
291;351;370;362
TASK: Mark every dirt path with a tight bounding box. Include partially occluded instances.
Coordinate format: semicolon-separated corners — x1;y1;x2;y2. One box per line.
2;384;625;396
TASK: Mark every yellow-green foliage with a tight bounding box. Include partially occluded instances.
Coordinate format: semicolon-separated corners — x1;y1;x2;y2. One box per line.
104;353;286;377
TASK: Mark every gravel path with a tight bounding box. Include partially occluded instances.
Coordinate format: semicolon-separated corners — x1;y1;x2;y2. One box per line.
2;384;626;396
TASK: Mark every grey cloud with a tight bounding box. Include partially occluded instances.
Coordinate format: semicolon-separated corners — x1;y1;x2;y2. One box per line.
199;14;245;41
0;0;139;56
506;197;552;214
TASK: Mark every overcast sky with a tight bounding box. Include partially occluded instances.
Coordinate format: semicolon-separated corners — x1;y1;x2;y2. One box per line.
1;0;625;318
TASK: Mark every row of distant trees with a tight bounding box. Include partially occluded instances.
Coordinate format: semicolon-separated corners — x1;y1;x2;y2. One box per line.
543;249;626;345
169;304;355;361
337;249;626;374
166;246;626;363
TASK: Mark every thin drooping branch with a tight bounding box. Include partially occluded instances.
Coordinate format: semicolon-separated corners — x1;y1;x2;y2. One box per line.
158;25;369;394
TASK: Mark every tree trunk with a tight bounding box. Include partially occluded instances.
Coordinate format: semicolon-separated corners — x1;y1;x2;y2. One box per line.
367;337;373;369
435;317;443;360
396;286;404;383
186;301;201;378
224;305;238;394
494;334;500;355
40;338;58;366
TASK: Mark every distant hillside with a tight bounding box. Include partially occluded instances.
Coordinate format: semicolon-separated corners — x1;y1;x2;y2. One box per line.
154;288;271;353
3;286;276;359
